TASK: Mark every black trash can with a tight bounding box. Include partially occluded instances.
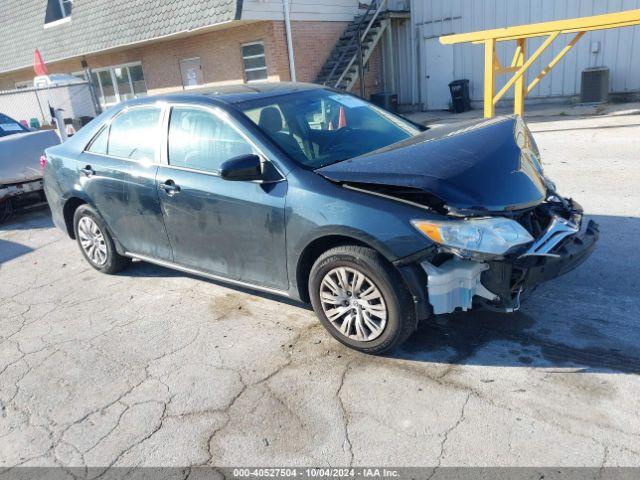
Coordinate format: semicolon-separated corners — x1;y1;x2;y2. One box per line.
370;92;398;113
448;79;471;113
79;116;95;127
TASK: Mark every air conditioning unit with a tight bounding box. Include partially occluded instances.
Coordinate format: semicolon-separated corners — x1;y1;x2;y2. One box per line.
581;67;609;104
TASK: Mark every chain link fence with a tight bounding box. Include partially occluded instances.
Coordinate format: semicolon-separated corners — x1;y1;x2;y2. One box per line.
0;82;98;127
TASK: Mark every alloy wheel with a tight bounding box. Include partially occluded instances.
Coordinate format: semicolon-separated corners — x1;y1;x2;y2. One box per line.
319;267;387;342
77;216;108;266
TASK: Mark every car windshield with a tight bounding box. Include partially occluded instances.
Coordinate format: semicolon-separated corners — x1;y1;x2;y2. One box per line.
0;113;28;138
237;89;420;169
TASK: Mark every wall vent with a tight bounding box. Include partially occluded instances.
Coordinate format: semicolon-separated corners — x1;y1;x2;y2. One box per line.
581;67;609;104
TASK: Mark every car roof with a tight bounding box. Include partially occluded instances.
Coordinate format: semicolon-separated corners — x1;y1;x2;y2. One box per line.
130;82;328;107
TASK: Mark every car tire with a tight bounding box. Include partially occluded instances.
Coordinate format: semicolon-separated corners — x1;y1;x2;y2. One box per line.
73;204;130;274
309;245;416;355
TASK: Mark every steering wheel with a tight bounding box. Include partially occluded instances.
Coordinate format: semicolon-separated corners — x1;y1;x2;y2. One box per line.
321;127;354;154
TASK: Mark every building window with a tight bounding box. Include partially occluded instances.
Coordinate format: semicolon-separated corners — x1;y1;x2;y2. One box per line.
74;63;148;108
45;0;72;24
241;42;268;82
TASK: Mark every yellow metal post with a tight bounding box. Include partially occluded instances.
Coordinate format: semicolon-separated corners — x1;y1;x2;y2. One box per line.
439;8;640;118
513;39;526;116
484;39;496;118
440;9;640;45
493;32;559;106
526;31;585;94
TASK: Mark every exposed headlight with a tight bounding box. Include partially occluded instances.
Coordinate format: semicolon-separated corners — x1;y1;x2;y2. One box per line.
412;217;534;255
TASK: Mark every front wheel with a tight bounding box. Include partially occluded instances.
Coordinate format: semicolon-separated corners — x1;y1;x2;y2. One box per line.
309;245;416;355
73;204;130;274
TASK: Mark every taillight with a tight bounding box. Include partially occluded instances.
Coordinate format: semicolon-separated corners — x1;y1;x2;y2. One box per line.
40;154;47;170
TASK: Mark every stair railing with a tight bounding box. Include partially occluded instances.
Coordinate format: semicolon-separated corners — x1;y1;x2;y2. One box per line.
323;0;388;89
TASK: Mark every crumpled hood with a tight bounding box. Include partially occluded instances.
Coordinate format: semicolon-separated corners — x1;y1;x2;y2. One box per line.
316;116;547;213
0;130;60;184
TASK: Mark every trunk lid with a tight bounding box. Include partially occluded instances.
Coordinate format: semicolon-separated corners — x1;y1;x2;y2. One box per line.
316;116;547;213
0;130;60;184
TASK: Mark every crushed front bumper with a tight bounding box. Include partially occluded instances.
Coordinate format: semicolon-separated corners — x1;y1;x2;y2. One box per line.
409;212;599;316
480;218;599;311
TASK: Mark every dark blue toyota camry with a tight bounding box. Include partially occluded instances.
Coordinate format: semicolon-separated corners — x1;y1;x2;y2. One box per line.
43;82;598;354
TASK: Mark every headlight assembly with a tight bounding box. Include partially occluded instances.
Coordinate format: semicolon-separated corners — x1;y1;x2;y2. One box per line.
412;217;534;256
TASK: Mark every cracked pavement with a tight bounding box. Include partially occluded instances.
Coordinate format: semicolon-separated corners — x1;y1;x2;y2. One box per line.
1;113;639;470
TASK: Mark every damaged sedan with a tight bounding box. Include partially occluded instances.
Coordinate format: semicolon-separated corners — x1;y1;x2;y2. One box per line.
43;83;598;354
1;113;59;222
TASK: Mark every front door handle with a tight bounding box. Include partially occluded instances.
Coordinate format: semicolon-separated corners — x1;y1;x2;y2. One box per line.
159;179;181;196
80;165;95;176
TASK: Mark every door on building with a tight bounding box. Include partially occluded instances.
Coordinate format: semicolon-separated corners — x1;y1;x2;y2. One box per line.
424;37;454;110
180;57;204;88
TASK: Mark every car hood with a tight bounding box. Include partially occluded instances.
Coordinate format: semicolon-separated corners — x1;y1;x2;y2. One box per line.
316;116;548;214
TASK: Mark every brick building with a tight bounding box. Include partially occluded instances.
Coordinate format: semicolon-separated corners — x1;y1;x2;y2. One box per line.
0;0;408;109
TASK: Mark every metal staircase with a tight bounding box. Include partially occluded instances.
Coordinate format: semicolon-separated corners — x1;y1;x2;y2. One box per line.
315;0;389;93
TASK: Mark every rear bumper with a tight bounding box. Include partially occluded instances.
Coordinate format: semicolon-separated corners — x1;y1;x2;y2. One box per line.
42;178;68;234
0;179;43;202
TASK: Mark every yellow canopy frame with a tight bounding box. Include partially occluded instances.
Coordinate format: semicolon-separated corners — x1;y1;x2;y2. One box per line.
439;9;640;118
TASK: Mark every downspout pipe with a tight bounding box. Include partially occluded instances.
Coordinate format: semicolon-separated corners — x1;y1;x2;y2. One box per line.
282;0;297;82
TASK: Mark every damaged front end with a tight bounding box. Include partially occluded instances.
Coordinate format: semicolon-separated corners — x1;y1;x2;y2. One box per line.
418;197;599;315
317;115;599;316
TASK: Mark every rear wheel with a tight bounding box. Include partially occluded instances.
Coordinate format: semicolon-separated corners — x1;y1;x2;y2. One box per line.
309;245;416;355
73;205;130;274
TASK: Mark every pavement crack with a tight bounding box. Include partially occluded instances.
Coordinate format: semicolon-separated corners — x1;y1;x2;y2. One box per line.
92;401;168;479
598;446;610;477
428;391;472;478
336;361;354;467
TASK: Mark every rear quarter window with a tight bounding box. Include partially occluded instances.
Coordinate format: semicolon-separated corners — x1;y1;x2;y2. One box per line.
86;126;109;155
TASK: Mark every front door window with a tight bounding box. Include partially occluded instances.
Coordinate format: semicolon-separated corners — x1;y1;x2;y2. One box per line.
156;105;288;289
168;107;256;173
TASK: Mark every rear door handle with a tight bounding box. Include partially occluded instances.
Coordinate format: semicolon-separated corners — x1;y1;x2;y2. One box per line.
80;165;95;176
159;179;181;196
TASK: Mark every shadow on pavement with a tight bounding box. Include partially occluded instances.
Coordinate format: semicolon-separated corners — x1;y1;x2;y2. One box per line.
0;203;53;232
396;310;640;374
0;238;34;265
124;260;312;310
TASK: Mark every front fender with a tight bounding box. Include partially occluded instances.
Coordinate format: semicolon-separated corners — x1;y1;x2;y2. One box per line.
284;169;436;300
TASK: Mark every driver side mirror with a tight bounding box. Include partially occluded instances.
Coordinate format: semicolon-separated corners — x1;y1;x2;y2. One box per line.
219;154;280;183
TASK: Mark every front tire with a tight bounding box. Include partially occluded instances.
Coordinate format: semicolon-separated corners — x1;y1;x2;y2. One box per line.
73;205;130;274
309;245;416;355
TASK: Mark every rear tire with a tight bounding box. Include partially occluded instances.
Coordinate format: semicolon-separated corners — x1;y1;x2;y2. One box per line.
309;245;416;355
73;204;130;274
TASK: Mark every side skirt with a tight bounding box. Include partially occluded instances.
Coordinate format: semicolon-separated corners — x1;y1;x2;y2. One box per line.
125;252;291;298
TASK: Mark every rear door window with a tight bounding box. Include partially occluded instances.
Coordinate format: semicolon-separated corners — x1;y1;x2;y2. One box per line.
168;107;255;173
107;107;161;161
